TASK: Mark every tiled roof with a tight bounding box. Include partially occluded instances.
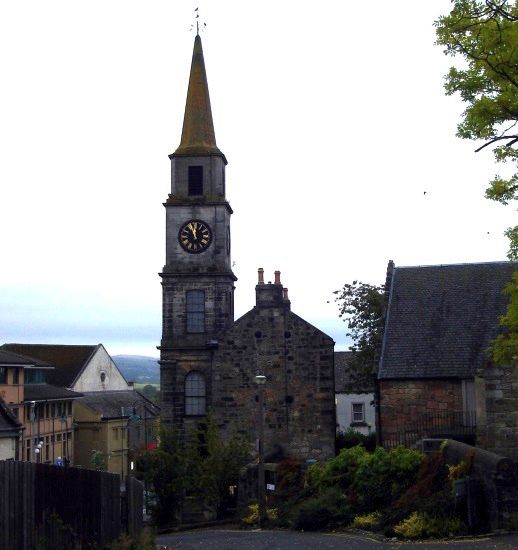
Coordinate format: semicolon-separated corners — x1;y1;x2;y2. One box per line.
378;261;518;380
2;344;98;387
23;384;83;401
78;390;160;420
0;349;52;368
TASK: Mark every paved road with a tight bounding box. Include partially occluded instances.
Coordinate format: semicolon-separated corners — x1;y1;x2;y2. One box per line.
156;528;518;549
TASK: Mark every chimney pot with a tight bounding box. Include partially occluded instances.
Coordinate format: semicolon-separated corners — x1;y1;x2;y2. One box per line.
258;268;264;285
283;288;289;301
274;271;281;285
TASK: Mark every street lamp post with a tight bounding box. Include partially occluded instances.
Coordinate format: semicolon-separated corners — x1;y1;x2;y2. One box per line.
34;440;43;463
254;374;267;528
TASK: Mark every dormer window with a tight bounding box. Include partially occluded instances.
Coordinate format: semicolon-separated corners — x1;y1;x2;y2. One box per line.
188;166;203;195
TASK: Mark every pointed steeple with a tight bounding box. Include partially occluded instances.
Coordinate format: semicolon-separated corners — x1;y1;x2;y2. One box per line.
173;34;224;159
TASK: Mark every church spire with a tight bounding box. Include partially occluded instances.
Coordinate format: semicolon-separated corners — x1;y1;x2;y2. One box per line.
173;34;224;159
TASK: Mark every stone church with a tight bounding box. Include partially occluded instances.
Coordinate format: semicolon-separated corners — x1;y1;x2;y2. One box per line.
159;34;335;462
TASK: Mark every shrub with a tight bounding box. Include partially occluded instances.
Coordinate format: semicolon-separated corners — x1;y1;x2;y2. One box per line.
308;445;423;514
352;511;382;530
336;429;366;451
241;504;277;526
351;446;423;512
294;488;352;531
271;456;307;526
394;511;465;539
307;445;368;493
335;429;377;453
108;528;156;550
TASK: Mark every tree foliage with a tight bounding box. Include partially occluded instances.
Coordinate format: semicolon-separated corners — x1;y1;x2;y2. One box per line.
136;426;191;525
333;281;385;388
492;271;518;362
136;416;250;525
435;1;518;363
435;0;518;245
190;414;250;518
90;449;107;471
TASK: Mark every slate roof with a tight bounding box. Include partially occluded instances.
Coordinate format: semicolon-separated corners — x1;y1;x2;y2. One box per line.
78;390;160;420
0;349;52;368
378;261;518;380
23;384;83;401
1;344;98;387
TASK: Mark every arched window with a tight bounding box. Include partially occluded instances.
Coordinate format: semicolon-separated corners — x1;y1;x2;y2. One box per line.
185;371;206;416
186;290;205;333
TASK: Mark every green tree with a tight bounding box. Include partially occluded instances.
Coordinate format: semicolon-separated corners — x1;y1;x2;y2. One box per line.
192;414;250;518
136;426;191;526
435;1;518;362
492;271;518;362
90;449;107;471
435;0;517;240
333;281;385;389
136;417;250;525
140;384;159;404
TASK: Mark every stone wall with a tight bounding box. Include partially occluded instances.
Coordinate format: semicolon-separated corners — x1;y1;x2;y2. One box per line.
211;284;336;462
478;363;518;461
379;379;464;445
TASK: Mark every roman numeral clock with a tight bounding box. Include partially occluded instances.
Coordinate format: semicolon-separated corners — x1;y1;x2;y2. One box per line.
179;220;213;253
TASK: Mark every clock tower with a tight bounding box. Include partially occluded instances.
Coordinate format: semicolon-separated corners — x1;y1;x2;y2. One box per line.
160;34;236;428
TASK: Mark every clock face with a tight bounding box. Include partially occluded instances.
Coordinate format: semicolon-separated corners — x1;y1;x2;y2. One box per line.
179;220;213;253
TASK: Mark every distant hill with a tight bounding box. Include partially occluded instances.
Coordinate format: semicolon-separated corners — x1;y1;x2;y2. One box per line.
112;355;160;385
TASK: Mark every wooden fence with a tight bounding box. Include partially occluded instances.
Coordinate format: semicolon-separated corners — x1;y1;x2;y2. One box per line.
0;460;143;549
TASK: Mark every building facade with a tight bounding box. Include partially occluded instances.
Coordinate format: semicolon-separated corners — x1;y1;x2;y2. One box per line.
377;261;518;460
160;35;336;461
0;349;81;464
74;390;159;478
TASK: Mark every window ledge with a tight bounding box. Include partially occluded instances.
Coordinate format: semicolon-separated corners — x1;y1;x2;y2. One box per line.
350;421;367;427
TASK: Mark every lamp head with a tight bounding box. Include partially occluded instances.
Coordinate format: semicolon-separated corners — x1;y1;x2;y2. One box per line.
254;374;266;385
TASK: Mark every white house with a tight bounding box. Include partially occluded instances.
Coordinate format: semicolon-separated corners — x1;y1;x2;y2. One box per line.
2;343;130;392
335;351;376;436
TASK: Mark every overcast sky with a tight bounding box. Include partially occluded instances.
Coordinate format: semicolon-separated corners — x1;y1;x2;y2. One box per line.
0;1;514;358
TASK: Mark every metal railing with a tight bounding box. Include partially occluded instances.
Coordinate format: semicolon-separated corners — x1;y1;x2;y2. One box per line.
383;410;477;449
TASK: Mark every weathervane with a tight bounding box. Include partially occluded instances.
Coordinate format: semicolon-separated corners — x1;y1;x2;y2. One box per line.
189;7;207;35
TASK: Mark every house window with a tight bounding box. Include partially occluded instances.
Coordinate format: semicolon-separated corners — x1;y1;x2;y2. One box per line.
352;403;365;423
186;290;205;333
188;166;203;196
12;368;19;385
112;427;119;441
185;371;206;416
0;368;6;384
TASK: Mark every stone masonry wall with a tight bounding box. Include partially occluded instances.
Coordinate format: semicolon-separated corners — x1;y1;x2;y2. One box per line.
212;306;336;462
379;379;463;444
478;363;518;461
